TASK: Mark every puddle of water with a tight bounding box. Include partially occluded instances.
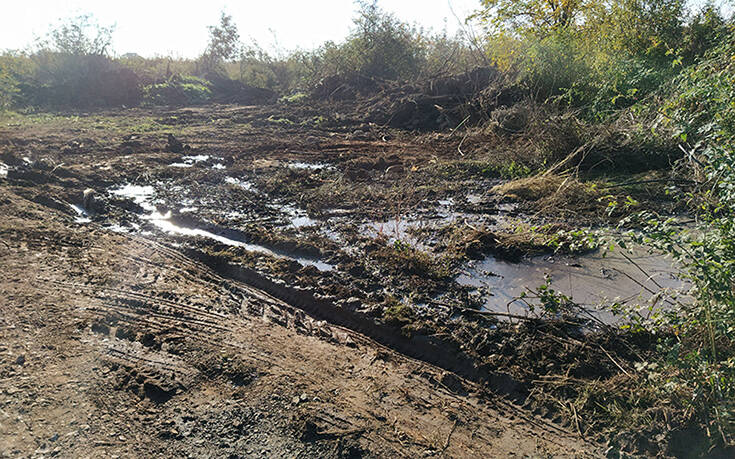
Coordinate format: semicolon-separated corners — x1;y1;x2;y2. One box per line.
110;184;156;211
110;185;329;268
289;161;332;171
280;204;319;228
70;204;91;223
294;258;334;272
106;222;140;233
0;163;8;179
273;204;317;228
498;203;517;213
466;194;482;204
147;211;272;253
291;216;317;228
185;155;210;162
365;211;488;246
108;183;333;271
457;248;687;322
170;155;216;168
146;211;333;271
367;219;428;244
212;163;226;170
225;177;257;192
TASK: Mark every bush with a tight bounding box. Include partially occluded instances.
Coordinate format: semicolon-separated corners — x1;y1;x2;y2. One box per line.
482;1;726;119
0;53;25;109
118;55;196;86
614;31;735;447
8;15;142;108
20;52;141;108
142;76;212;106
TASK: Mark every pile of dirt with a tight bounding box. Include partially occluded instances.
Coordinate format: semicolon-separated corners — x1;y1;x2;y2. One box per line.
312;67;523;131
207;73;278;105
311;73;386;101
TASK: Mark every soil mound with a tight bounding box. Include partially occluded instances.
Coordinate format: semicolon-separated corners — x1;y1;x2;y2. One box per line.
207;74;277;105
313;67;523;130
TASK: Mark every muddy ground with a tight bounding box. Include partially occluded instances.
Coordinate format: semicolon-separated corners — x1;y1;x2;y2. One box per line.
0;103;688;457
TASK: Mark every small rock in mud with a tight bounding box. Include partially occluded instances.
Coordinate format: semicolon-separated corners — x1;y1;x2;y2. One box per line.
166;134;184;153
15;355;25;366
82;188;96;213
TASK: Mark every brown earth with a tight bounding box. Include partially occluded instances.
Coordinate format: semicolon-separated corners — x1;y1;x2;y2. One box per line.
0;103;627;457
0;183;602;458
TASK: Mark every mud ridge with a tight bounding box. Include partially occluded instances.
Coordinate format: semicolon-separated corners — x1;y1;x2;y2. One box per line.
186;247;526;398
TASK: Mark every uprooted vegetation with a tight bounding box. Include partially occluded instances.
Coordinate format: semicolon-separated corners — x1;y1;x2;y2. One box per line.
2;0;735;457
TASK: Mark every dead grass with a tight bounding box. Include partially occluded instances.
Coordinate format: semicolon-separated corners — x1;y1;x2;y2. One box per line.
493;174;603;217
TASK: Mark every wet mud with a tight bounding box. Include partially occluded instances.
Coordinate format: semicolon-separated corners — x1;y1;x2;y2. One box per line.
0;103;688;456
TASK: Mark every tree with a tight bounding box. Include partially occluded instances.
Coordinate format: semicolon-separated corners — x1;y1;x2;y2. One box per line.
200;12;240;74
324;0;427;81
474;0;587;35
44;14;115;56
27;14;140;108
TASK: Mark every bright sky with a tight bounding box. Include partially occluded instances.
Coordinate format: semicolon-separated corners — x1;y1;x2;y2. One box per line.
0;0;481;58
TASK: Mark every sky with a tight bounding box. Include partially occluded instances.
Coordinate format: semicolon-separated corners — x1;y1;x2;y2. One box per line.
0;0;482;58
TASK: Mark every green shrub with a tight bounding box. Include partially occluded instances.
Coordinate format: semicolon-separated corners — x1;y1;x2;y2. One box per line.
8;15;142;108
0;53;23;109
142;76;212;106
482;1;726;119
523;31;580;94
615;32;735;447
332;1;427;81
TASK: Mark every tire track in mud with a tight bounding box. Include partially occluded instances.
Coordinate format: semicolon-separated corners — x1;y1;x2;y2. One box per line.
44;282;235;347
101;235;291;311
188;250;500;383
77;283;230;322
39;279;264;404
167;248;594;448
55;241;572;440
26;226;590;451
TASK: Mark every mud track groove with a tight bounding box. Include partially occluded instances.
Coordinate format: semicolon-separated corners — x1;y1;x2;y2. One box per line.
186;249;528;395
104;345;194;376
57;281;232;322
97;299;230;332
88;308;226;348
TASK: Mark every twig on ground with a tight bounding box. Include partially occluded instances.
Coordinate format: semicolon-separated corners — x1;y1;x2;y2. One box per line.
570;402;583;438
442;419;458;453
618;250;664;290
599;178;694;190
598;345;632;377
